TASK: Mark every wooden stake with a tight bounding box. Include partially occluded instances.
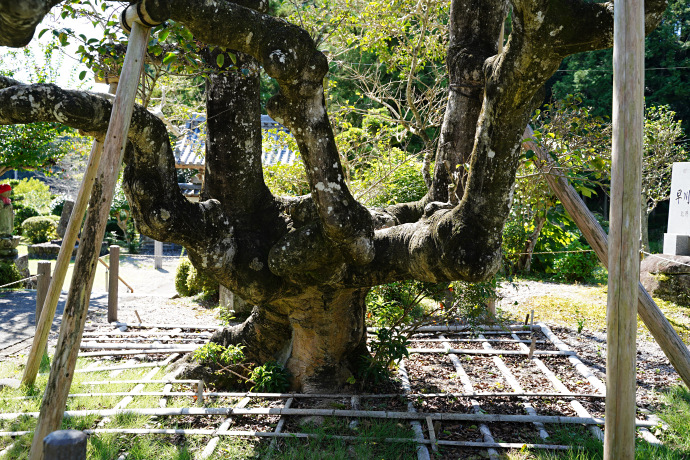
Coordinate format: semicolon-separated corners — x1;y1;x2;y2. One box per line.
525;128;690;390
35;261;51;323
606;0;644;455
27;18;153;460
108;245;120;323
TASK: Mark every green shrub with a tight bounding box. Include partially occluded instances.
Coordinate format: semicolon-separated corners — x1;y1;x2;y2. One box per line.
249;361;290;392
12;178;53;214
551;243;600;282
12;205;39;234
0;261;21;289
21;216;57;243
49;196;66;216
175;258;193;296
187;264;219;296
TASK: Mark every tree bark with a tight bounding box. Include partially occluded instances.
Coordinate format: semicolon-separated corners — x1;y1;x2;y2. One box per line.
518;214;547;273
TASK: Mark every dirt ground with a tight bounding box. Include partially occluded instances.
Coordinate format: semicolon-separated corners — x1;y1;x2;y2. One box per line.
498;280;685;411
3;261;685;413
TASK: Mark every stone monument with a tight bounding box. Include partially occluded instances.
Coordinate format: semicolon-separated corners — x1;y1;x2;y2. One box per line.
0;184;21;263
641;162;690;306
663;162;690;255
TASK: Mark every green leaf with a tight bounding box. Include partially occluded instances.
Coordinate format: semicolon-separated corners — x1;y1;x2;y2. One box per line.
180;27;193;41
525;149;535;160
79;70;86;81
216;53;224;68
158;29;170;42
162;52;177;65
228;53;237;65
38;29;49;39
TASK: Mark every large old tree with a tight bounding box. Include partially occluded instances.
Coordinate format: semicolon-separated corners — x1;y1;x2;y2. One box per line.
0;0;666;391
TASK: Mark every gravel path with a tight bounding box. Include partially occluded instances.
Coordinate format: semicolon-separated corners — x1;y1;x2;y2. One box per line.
0;255;219;358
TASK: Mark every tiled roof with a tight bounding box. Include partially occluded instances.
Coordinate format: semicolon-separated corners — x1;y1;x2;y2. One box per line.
174;114;296;169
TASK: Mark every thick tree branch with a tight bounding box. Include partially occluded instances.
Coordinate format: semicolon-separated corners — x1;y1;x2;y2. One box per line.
0;0;62;47
200;51;273;215
430;0;508;203
144;0;376;267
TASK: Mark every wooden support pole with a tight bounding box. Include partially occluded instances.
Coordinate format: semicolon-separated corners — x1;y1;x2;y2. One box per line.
108;245;120;323
525;128;690;390
23;142;105;387
27;16;154;460
606;0;644;455
43;430;86;460
23;82;117;388
98;257;134;293
35;261;51;323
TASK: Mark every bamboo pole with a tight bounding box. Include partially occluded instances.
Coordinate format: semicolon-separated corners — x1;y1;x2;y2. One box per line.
81;331;211;337
441;335;500;460
98;256;134;292
6;390;606;401
27;15;154;459
525;128;690;390
408;348;573;356
199;397;251;459
0;406;658;426
0;428;575;451
80;343;198;350
606;0;644;455
479;334;549;439
398;361;431;460
112;322;223;330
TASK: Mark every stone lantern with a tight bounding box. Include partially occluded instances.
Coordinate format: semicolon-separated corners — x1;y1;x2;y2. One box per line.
0;184;21;262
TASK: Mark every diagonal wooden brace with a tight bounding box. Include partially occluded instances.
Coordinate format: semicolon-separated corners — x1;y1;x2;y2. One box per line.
27;5;162;459
524;125;690;391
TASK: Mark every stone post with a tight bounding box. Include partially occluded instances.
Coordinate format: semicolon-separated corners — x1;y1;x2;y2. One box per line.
56;200;75;240
663;162;690;255
43;430;87;460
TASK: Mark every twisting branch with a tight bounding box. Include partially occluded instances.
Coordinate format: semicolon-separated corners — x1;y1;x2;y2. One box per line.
144;0;375;268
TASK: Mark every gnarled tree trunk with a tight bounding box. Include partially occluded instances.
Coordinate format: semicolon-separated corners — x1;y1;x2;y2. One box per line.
0;0;667;391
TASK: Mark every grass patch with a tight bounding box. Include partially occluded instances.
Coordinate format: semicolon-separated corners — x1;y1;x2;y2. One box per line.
503;283;690;343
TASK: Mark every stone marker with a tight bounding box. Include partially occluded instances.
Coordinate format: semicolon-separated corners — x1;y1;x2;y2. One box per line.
663;162;690;255
219;285;252;316
56;200;75;239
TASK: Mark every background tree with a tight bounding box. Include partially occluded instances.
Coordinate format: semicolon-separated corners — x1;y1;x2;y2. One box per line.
549;0;690;132
640;105;688;252
0;43;83;177
505;95;611;274
0;0;668;391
